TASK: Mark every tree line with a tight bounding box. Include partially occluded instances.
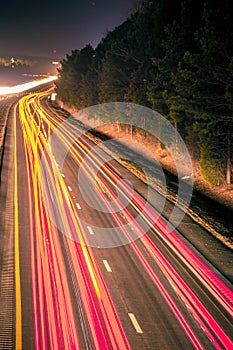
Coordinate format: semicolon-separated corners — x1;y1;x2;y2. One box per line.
55;0;233;187
0;57;33;68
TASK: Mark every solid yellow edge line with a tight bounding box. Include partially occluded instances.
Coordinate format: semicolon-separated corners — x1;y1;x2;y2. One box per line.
14;104;22;350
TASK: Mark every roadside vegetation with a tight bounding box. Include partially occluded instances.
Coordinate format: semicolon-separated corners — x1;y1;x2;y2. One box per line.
55;0;233;190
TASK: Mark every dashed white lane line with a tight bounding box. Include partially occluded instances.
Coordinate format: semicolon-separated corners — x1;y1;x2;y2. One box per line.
62;173;65;178
76;203;81;210
102;260;112;272
87;226;94;235
48;181;54;203
68;186;72;192
128;313;143;334
65;192;71;207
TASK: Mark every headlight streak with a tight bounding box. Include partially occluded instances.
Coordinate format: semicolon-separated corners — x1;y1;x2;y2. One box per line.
17;91;131;349
19;95;81;350
40;97;233;348
0;76;57;95
44;136;131;350
13;104;22;350
126;181;233;313
81;169;231;349
80;173;205;348
18;89;233;349
80;147;233;349
43;96;233;314
100;176;231;348
99;164;233;315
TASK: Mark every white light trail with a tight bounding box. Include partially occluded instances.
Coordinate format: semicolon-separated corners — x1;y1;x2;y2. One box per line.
0;76;57;96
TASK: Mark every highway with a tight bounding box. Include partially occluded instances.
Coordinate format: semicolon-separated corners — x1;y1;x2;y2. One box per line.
0;87;232;349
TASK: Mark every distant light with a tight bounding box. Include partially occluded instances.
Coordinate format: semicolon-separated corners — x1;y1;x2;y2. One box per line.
0;76;57;96
52;61;59;65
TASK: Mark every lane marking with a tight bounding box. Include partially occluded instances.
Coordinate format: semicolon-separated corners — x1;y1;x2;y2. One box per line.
48;181;54;203
128;313;143;334
68;185;72;192
87;226;94;235
76;203;81;210
102;260;112;272
14;107;22;350
65;192;70;207
62;173;65;178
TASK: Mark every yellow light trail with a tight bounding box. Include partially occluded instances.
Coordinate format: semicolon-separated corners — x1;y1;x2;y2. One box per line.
38;90;233;349
14;104;22;350
18;92;81;349
23;89;131;349
23;90;103;299
19;87;232;349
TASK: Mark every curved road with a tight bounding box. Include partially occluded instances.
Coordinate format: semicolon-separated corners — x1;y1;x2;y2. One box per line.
0;87;232;349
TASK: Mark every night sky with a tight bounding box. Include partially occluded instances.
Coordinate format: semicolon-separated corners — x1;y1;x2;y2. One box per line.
0;0;138;59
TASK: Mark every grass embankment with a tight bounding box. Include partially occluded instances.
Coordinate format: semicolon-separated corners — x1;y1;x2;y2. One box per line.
49;101;233;248
91;123;233;248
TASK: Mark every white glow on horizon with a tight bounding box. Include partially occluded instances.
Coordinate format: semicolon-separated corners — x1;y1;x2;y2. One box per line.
0;76;57;96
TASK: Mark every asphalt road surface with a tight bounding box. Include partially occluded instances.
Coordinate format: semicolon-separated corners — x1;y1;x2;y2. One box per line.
0;88;232;349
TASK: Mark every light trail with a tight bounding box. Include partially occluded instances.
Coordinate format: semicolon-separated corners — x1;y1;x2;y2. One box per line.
90;156;233;349
13;104;22;350
0;76;57;95
16;90;131;349
15;88;233;349
43;95;233;316
42;97;233;348
19;94;81;349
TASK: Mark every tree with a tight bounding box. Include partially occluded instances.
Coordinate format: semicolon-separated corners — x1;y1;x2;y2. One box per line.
147;0;203;135
55;0;233;187
174;0;233;186
56;44;96;109
99;50;131;103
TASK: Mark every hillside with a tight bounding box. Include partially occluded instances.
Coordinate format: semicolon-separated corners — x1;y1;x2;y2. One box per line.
55;0;233;191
